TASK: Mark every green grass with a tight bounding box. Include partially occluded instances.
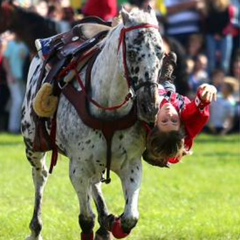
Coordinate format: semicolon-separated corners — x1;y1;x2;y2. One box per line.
0;133;239;240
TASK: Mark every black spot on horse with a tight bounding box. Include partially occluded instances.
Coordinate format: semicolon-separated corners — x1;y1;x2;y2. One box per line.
135;67;139;74
145;71;150;81
119;134;124;140
131;76;138;83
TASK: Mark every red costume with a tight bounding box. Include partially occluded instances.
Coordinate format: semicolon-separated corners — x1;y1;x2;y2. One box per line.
158;89;210;164
82;0;118;21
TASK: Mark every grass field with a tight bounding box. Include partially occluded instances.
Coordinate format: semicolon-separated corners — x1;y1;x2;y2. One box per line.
0;133;239;240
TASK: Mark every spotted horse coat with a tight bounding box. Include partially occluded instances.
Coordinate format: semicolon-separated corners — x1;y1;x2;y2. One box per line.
21;6;165;240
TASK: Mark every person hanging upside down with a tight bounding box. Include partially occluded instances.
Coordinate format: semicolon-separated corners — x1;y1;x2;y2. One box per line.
143;52;217;167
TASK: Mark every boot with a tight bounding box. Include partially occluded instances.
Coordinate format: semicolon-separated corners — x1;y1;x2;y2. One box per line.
158;51;177;84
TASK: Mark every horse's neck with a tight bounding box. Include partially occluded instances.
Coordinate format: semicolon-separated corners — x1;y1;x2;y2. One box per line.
90;26;131;113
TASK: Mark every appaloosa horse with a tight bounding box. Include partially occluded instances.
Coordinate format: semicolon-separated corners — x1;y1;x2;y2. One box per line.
21;6;165;240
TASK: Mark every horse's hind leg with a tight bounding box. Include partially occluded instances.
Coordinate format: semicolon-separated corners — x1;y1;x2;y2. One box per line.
25;146;48;240
92;183;112;240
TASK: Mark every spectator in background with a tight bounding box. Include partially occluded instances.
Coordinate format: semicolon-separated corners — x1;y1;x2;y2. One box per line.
162;35;190;96
3;33;30;134
70;0;83;14
210;68;226;91
227;0;240;76
0;38;9;132
164;0;206;48
230;50;240;133
203;0;232;76
186;33;205;61
82;0;118;21
231;49;240;81
205;76;238;135
47;2;72;32
35;0;49;17
188;53;209;99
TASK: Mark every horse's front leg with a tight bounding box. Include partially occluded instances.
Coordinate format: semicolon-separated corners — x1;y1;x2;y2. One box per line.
69;159;96;240
92;182;112;240
25;150;48;240
106;159;143;239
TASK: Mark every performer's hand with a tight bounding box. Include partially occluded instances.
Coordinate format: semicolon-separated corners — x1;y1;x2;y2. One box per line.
195;84;217;109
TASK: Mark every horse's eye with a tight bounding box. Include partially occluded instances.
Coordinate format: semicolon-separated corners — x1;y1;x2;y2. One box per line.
128;51;137;61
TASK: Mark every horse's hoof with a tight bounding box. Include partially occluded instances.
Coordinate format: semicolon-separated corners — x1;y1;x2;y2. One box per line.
81;232;94;240
26;236;43;240
95;227;112;240
111;219;130;239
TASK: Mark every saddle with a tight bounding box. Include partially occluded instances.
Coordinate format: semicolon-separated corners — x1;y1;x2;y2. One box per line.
33;17;111;153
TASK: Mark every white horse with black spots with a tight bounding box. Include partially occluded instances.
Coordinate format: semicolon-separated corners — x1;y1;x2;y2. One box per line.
21;6;165;240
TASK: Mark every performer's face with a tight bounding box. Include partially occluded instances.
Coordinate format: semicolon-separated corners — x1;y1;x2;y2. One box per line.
156;103;180;132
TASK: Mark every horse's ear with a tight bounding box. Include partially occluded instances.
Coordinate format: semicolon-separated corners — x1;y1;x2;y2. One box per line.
120;7;130;25
144;5;152;13
144;5;156;16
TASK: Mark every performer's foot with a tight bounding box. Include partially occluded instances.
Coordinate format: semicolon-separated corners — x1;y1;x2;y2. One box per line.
158;51;177;84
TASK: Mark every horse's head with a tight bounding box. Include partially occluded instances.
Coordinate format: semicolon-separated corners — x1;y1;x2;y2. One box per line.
118;6;165;123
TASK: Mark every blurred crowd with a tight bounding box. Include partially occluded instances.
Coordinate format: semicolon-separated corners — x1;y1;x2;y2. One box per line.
0;0;239;135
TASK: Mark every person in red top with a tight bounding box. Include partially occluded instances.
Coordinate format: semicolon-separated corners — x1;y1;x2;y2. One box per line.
82;0;118;21
143;52;217;167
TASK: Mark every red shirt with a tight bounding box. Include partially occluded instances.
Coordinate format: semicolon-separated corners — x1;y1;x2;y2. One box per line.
159;89;210;164
82;0;118;21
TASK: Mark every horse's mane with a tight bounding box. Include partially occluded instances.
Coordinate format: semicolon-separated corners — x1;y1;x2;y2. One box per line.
3;3;58;53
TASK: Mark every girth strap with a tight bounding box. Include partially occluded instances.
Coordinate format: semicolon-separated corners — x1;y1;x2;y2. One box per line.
62;84;137;183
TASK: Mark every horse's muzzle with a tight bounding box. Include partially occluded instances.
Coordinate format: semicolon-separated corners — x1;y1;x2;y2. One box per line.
136;85;160;123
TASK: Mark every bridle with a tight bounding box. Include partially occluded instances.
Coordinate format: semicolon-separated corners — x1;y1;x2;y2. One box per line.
74;23;160;112
118;23;160;91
